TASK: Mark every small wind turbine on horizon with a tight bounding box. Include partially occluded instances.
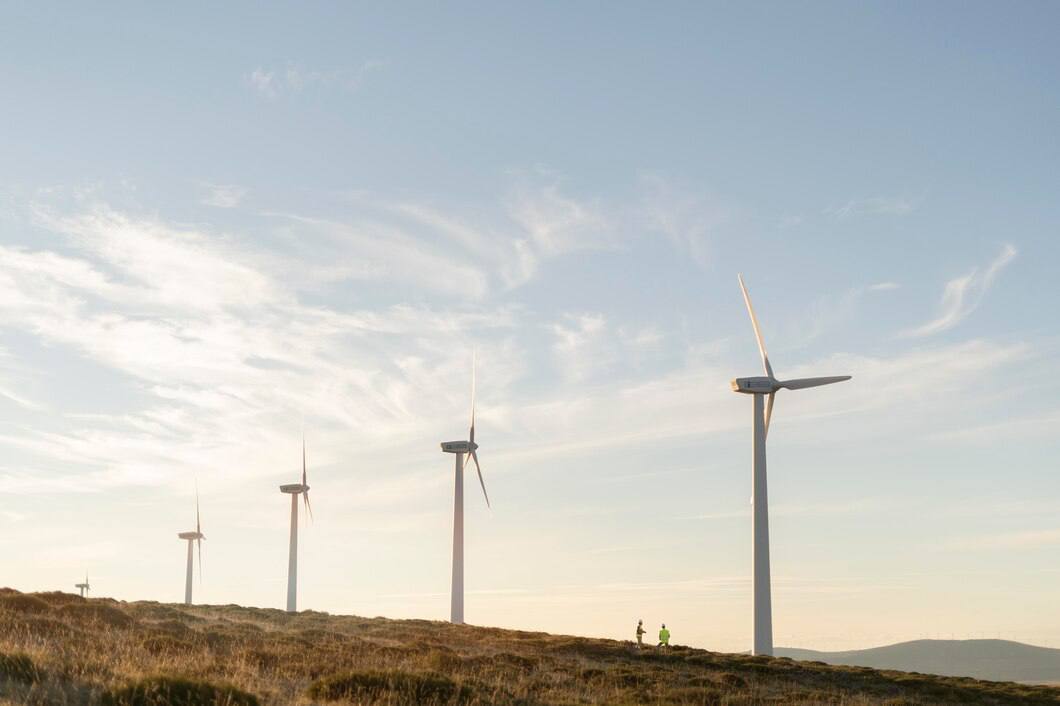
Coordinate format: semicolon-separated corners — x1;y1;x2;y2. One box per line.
280;438;313;613
731;274;851;656
74;573;90;598
440;353;491;624
177;489;205;606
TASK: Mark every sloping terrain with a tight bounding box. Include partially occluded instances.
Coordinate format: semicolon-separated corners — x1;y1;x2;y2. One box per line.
777;640;1060;683
1;588;1058;705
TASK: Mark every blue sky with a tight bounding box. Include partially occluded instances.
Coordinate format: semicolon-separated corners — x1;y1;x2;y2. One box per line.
1;2;1058;651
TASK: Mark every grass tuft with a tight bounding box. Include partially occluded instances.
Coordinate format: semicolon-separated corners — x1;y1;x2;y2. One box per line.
102;675;260;706
307;670;471;704
0;651;42;684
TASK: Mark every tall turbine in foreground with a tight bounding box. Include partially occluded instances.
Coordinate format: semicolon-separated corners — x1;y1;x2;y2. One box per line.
440;355;491;624
75;574;90;598
280;439;313;613
177;491;205;606
731;275;851;656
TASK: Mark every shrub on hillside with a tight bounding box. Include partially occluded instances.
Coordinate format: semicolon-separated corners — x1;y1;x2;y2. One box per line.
0;593;51;614
307;670;471;704
127;604;198;623
426;649;464;672
0;652;42;685
102;676;260;706
715;672;748;689
33;591;85;606
57;602;135;628
661;686;723;705
140;634;199;656
0;613;83;641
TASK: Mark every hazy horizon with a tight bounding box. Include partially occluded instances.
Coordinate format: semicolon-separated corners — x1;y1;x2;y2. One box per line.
1;2;1058;653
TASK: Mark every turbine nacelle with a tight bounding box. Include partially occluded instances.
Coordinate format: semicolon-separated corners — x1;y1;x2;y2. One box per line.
178;531;205;540
440;440;478;454
280;483;310;494
731;376;778;394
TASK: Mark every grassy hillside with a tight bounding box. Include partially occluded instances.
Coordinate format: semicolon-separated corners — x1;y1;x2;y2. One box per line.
1;588;1058;705
777;640;1060;683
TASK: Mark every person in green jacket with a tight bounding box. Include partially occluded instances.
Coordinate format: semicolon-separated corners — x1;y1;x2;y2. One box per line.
658;623;670;647
635;619;646;648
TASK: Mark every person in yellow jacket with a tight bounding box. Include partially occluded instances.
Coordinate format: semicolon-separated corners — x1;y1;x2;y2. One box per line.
658;623;670;647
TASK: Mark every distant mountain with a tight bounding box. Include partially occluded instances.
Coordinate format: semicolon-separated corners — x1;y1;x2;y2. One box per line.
777;639;1060;683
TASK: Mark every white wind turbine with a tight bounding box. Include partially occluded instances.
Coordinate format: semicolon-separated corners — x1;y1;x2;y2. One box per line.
440;354;491;624
280;438;313;613
74;573;90;598
731;275;851;656
177;490;205;606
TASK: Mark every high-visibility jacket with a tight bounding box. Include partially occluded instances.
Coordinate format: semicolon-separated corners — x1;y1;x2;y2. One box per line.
659;628;670;644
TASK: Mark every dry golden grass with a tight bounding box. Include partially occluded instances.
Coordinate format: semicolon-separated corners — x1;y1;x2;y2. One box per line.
1;588;1058;705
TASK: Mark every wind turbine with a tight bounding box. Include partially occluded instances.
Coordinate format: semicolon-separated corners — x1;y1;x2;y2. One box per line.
731;274;851;656
74;573;90;598
177;489;205;606
280;438;313;613
440;354;491;624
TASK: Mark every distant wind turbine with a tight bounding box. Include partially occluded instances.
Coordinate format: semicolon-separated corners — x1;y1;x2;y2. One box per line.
177;489;205;606
74;573;90;598
440;353;491;624
731;275;851;656
280;438;313;613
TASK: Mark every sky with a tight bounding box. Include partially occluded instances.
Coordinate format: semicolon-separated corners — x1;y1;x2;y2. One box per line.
1;2;1059;653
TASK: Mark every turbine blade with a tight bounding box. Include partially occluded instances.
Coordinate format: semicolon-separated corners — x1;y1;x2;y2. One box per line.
196;486;201;535
764;391;775;437
469;349;476;443
302;436;307;487
738;274;774;379
469;449;490;509
197;537;203;584
779;375;851;390
303;490;313;521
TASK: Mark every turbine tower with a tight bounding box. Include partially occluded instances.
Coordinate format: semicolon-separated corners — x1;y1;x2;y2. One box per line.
731;275;851;656
280;439;313;613
177;490;205;606
74;573;90;598
440;354;491;624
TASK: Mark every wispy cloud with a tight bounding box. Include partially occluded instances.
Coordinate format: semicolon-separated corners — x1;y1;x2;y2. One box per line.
902;244;1017;338
825;195;917;219
200;183;248;209
0;201;517;496
681;499;888;521
248;68;277;99
942;528;1060;551
247;61;386;99
639;174;725;267
350;176;613;291
550;313;610;382
787;281;900;347
927;412;1060;443
504;177;612;284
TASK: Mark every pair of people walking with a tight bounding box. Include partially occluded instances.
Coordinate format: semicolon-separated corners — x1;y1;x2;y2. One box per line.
635;619;670;648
